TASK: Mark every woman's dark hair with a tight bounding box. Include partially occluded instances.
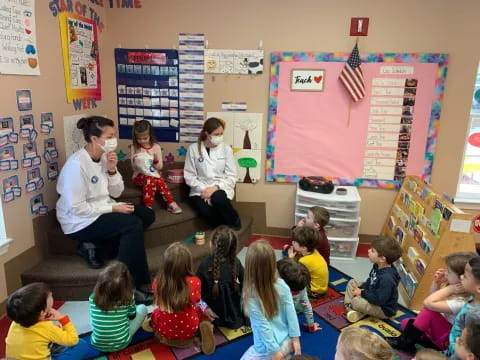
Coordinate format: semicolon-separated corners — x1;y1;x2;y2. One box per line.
93;261;134;311
132;120;156;149
210;225;240;297
197;117;225;155
7;282;51;327
77;116;114;142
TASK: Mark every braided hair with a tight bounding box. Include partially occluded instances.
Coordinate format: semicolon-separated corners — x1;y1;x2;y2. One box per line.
210;225;239;297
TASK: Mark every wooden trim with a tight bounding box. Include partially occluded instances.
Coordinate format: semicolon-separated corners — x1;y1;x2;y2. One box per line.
0;297;6;317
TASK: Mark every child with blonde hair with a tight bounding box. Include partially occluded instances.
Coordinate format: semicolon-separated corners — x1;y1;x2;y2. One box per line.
196;225;245;329
89;261;148;351
131;120;181;212
412;349;448;360
151;242;215;355
334;327;394;360
241;240;301;360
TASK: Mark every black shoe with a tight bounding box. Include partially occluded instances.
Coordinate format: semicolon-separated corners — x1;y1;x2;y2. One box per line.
385;319;419;353
134;289;154;306
77;242;104;269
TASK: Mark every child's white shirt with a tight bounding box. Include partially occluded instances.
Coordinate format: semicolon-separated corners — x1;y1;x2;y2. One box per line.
131;144;163;179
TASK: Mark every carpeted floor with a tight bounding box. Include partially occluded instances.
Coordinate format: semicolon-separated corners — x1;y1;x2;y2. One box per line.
0;236;410;360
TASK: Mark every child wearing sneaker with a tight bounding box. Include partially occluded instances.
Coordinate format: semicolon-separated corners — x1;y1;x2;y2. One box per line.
277;258;322;332
131;120;182;213
344;236;402;323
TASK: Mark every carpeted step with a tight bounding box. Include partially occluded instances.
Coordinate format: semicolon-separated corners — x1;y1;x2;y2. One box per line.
22;216;252;300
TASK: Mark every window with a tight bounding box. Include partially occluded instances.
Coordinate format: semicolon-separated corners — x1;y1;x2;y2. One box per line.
456;64;480;203
0;200;12;255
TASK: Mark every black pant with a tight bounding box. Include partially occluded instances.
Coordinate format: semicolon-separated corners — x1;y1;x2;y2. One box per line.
189;190;240;228
69;205;154;286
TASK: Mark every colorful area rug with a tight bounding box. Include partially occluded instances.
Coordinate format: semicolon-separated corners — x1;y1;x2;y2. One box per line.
83;266;416;360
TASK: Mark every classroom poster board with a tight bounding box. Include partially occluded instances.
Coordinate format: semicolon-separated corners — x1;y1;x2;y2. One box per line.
266;52;448;188
0;0;40;75
59;13;101;103
115;48;180;143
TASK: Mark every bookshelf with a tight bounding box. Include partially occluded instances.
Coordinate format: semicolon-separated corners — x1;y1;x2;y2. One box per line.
382;176;476;310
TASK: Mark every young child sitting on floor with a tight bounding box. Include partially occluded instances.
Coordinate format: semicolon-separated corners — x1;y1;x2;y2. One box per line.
387;252;475;352
6;282;88;360
447;256;480;359
454;319;480;360
288;226;329;297
89;261;148;352
344;236;402;323
334;327;394;360
151;242;215;355
277;258;322;332
295;206;331;265
413;349;448;360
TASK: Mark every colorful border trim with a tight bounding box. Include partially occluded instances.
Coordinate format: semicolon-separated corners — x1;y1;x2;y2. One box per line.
266;52;448;188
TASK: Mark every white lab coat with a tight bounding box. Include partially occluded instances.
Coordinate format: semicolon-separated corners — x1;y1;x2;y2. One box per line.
56;148;124;234
184;142;237;200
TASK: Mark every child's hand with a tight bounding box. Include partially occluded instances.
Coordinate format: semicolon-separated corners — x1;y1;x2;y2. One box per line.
292;337;301;355
352;288;362;297
47;308;65;321
297;218;306;227
288;246;297;259
452;283;465;294
271;352;284;360
304;322;322;332
433;269;447;285
205;308;218;320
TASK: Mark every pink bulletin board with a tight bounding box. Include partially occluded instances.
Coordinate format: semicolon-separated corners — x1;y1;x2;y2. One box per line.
266;52;448;188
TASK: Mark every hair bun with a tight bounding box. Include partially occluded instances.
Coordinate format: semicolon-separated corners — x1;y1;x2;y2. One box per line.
76;117;88;130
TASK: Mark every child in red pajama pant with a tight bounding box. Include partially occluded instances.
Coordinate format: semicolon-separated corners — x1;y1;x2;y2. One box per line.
131;120;182;213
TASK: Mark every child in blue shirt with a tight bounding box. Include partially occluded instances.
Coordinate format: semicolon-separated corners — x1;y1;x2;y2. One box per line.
241;240;301;360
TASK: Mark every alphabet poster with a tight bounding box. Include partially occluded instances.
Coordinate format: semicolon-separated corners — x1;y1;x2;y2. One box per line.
0;0;39;75
266;52;448;188
59;13;101;103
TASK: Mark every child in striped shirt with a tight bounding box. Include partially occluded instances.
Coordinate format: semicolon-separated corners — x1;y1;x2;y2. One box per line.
89;262;148;352
277;258;321;332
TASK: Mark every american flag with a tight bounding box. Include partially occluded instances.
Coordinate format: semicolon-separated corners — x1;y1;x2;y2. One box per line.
339;44;366;102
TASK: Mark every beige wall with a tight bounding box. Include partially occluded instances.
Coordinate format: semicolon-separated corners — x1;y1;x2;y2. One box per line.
0;3;110;301
1;0;480;302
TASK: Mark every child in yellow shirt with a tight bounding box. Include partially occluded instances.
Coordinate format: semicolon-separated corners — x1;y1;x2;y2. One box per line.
288;226;328;296
6;282;88;360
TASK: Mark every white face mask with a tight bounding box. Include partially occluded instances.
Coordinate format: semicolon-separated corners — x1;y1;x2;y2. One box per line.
210;135;223;146
100;137;117;152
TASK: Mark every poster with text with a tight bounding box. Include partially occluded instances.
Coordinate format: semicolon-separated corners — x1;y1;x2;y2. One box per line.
59;13;101;103
0;0;40;75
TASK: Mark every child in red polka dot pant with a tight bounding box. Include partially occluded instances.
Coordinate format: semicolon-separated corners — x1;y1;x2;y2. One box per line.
150;243;215;354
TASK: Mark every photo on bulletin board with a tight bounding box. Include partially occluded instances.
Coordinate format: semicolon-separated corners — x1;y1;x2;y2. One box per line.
266;52;448;188
16;90;32;111
59;13;101;103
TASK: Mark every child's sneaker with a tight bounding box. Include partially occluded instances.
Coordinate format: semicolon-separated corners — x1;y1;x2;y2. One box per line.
168;202;182;214
199;320;215;355
346;309;365;323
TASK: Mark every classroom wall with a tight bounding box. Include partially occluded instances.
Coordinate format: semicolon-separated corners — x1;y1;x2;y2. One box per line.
0;0;479;303
0;3;110;302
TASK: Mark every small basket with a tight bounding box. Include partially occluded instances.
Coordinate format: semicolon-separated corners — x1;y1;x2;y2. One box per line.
167;169;184;184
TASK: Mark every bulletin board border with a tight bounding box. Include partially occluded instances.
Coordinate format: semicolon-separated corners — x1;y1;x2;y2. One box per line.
266;52;448;188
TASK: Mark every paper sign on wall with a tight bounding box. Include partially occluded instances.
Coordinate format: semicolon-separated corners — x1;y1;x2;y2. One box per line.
0;0;40;75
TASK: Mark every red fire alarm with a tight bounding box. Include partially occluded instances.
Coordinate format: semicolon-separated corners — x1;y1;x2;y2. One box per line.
350;17;369;36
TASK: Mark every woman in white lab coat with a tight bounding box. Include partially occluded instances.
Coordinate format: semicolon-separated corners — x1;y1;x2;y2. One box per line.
56;116;154;304
184;117;241;230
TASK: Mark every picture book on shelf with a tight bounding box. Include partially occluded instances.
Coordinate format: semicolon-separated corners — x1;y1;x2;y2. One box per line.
408;247;419;264
405;273;418;298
